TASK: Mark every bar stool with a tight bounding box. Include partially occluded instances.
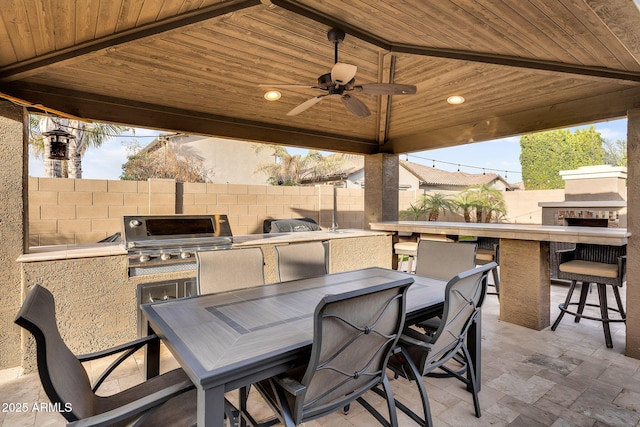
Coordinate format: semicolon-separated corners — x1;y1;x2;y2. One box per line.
394;241;418;272
475;237;500;297
551;243;626;348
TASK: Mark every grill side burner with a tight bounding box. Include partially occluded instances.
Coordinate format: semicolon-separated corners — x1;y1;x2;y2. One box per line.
122;214;233;275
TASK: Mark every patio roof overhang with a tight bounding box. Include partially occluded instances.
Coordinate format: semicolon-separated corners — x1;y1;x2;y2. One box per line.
1;0;640;155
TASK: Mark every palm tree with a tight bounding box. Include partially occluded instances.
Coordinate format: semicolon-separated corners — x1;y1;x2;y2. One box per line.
29;115;128;178
400;202;426;220
253;145;347;185
419;193;455;221
458;184;506;223
453;192;477;222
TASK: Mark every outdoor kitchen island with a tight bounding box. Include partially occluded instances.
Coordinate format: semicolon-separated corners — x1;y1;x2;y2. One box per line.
15;228;392;368
370;221;630;331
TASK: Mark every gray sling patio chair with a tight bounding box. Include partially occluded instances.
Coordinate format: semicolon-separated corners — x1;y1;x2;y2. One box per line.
414;239;477;335
13;284;205;426
551;243;627;348
196;247;265;293
275;241;328;282
386;263;496;427
241;277;414;427
415;239;478;281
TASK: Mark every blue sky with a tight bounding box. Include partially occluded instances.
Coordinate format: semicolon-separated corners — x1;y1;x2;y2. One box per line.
28;118;628;182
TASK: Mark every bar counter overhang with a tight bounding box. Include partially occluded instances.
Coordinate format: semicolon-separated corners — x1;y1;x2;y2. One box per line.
369;221;630;332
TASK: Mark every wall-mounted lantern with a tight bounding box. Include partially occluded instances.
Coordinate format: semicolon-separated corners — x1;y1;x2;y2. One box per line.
43;128;75;160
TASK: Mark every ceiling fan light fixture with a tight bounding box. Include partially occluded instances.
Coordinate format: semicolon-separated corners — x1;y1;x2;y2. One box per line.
264;90;282;101
447;95;465;105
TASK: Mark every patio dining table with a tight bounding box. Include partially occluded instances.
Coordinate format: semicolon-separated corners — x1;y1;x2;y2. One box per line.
142;267;467;427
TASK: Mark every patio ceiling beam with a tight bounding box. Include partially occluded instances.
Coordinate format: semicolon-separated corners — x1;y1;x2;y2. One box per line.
0;0;262;81
270;0;640;85
385;85;640;154
2;83;379;155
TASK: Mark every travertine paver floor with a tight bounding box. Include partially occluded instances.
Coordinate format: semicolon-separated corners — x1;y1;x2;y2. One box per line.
1;279;638;427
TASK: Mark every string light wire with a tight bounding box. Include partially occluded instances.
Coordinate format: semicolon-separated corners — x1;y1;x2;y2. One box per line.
406;153;522;178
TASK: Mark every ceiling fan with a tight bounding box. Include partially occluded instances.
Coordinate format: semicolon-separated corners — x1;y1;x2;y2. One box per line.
260;28;417;118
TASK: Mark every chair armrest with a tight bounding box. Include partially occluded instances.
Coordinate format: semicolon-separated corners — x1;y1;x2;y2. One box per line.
556;248;576;266
77;334;159;361
273;375;306;397
66;379;194;427
618;255;627;281
399;328;434;350
77;334;161;393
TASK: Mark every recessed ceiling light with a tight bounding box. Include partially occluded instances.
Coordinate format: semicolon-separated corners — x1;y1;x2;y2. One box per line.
264;90;282;101
447;95;465;105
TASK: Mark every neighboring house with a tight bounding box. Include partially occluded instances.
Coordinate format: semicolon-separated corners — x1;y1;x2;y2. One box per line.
301;157;514;191
399;160;514;192
142;133;274;185
299;154;365;188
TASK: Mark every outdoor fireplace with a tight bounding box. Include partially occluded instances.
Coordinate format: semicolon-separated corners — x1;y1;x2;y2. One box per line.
539;165;627;229
539;165;627;279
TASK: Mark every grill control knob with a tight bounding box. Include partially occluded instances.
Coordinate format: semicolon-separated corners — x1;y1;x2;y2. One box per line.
161;253;172;261
180;252;191;259
129;219;142;228
139;254;151;262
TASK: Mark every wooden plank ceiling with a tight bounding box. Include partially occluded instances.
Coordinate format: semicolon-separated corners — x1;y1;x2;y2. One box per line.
1;0;640;155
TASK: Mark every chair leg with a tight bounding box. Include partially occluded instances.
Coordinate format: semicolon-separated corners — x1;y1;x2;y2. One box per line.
382;375;399;427
613;286;626;319
575;281;590;323
394;347;433;427
461;344;481;418
357;375;400;427
597;284;614;349
552;280;577;331
491;267;500;298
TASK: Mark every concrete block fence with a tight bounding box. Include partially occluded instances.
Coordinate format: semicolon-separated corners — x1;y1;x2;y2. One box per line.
28;177;563;246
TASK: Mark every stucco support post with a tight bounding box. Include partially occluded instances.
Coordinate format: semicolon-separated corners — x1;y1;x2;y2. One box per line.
364;153;399;226
626;109;640;359
0;99;28;369
364;154;399;267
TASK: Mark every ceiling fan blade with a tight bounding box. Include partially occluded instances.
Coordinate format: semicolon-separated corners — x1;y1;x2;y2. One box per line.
286;95;326;116
341;94;370;118
259;84;317;89
331;63;357;85
355;83;417;95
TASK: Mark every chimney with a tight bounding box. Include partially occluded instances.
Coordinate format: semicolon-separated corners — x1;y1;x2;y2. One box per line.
560;165;627;202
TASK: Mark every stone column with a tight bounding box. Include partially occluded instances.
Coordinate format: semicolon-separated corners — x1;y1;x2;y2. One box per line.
364;153;399;227
0;99;28;369
626;109;640;359
499;239;550;330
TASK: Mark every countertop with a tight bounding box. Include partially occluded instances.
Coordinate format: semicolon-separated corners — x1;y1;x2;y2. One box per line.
369;221;630;246
17;229;390;263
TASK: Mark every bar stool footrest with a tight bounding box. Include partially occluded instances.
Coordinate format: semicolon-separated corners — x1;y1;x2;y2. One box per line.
557;302;626;323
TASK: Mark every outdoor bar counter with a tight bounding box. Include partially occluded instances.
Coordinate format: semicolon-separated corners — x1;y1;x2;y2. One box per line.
370;221;630;330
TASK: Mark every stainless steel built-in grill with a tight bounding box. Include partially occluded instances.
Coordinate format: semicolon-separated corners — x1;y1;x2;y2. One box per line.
125;214;234;336
123;214;233;276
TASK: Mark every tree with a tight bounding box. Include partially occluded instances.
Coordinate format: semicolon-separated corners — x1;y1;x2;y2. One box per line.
29;115;128;178
453;191;478;222
419;193;455;221
519;126;604;189
603;139;627;166
400;202;426;220
120;141;210;183
253;145;347;185
453;184;506;223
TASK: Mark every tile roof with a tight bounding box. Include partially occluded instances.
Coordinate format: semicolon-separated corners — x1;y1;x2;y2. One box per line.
401;161;505;187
